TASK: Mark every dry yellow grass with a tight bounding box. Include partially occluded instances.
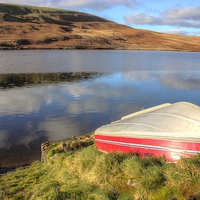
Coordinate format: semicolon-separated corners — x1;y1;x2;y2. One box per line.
1;3;200;51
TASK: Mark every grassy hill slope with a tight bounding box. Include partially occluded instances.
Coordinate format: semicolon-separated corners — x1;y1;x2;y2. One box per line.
0;3;200;51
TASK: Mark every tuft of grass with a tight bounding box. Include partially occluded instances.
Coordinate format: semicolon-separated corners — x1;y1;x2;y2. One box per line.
122;155;166;200
0;135;200;200
165;154;200;199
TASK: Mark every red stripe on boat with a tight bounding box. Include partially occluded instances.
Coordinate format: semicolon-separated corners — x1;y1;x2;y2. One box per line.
94;134;200;162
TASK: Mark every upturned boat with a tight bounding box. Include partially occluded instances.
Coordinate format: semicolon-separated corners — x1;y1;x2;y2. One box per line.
94;102;200;162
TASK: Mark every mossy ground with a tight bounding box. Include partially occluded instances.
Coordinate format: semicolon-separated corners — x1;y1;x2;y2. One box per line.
0;134;199;200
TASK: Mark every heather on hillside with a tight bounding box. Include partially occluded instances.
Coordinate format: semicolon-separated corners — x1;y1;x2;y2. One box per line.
1;3;200;51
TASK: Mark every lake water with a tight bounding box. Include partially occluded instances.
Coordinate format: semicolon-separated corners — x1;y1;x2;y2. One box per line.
0;50;200;169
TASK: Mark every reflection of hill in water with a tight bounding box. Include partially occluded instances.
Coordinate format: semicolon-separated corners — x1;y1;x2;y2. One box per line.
0;72;102;88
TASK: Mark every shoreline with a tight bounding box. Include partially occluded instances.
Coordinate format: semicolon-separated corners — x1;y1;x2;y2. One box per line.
0;134;199;200
0;47;199;52
0;134;92;174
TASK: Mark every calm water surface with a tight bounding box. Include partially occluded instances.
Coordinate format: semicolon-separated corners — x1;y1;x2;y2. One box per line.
0;50;200;168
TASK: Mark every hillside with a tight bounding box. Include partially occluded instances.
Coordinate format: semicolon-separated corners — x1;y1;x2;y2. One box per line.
1;3;200;51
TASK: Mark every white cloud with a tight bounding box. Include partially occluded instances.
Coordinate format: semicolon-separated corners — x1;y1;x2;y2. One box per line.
0;87;47;116
2;71;200;150
164;6;200;20
2;70;200;149
58;0;138;10
0;79;118;117
123;71;200;91
160;29;191;36
124;6;200;30
67;99;108;115
1;0;46;6
159;73;200;91
2;0;138;10
125;12;161;25
38;117;81;141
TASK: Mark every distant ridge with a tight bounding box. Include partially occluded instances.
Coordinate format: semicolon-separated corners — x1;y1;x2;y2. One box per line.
1;3;200;51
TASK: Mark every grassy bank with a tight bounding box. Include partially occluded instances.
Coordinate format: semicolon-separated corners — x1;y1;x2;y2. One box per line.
0;134;200;200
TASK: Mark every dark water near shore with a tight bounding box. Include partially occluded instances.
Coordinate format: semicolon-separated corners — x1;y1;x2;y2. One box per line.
0;50;200;168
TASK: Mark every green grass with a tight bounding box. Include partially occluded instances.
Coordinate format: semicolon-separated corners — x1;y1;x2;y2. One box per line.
0;135;200;200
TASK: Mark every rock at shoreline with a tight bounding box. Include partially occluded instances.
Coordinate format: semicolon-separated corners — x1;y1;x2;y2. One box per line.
41;134;94;162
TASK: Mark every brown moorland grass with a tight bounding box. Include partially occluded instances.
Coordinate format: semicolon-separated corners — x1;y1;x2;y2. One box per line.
1;3;200;51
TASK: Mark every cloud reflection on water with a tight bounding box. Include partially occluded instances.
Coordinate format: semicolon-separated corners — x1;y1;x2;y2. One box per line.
1;70;200;158
0;130;9;149
0;88;47;116
124;71;200;90
1;50;200;169
0;73;140;150
159;72;200;90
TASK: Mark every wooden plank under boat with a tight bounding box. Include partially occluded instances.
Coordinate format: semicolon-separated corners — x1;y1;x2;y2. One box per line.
94;102;200;162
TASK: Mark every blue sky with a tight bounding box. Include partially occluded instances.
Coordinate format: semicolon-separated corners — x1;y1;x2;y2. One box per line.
2;0;200;36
